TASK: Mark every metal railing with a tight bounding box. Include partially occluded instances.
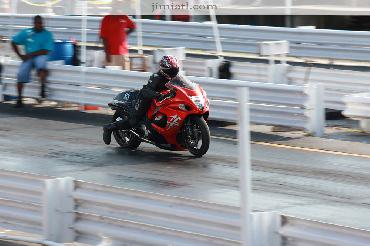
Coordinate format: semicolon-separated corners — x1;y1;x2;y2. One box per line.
280;216;370;246
343;93;370;131
287;66;370;111
0;169;47;236
1;60;325;136
72;181;240;246
2;14;370;61
0;170;369;245
185;58;370;113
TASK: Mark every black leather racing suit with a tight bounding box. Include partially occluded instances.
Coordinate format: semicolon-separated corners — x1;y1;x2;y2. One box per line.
129;72;170;126
105;72;170;132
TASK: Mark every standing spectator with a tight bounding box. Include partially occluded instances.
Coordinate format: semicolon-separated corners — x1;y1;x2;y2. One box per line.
11;15;54;108
100;14;136;70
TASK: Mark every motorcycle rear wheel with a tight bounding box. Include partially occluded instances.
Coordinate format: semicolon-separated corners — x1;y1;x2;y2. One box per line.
183;116;210;157
112;113;141;149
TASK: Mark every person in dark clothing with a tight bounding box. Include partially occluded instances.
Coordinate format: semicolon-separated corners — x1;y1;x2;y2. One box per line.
103;55;180;145
218;60;232;79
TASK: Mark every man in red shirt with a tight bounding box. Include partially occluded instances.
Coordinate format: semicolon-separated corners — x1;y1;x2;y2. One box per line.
100;15;136;70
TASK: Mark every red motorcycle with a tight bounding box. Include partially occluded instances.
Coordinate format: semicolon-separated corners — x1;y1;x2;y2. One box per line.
108;75;210;157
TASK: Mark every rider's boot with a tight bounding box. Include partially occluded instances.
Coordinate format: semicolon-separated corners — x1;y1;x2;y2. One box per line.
137;124;149;138
103;120;130;145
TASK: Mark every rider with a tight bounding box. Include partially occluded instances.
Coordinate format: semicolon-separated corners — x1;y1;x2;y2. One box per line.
103;55;180;145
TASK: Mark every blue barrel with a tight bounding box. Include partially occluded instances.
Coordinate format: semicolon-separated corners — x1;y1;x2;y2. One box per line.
48;40;74;65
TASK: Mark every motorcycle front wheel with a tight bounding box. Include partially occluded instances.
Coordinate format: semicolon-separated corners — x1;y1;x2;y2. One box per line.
112;113;141;149
183;116;210;157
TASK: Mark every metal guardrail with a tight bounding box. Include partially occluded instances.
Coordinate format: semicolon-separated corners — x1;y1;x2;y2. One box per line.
343;93;370;131
2;14;370;61
343;93;370;119
0;169;47;236
0;170;241;245
183;59;210;77
280;216;370;246
183;59;270;82
191;76;324;133
1;60;324;136
231;62;269;83
72;181;240;246
288;66;370;111
0;170;369;245
184;58;370;113
187;58;370;112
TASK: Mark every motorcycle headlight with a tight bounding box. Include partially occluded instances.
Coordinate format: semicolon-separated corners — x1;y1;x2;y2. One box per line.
191;96;205;110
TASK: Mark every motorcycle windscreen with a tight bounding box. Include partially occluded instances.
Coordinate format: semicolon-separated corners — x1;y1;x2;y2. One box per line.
167;75;197;90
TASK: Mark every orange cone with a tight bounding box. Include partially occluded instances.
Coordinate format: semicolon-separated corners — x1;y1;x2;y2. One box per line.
80;105;101;111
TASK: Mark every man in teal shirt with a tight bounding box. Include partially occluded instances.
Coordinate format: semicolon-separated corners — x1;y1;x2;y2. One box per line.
11;15;54;107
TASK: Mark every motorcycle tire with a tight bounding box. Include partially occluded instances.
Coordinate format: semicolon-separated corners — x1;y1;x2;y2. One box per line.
183;115;210;157
112;113;141;149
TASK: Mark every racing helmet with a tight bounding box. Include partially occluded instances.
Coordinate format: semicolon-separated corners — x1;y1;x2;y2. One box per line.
159;55;180;79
